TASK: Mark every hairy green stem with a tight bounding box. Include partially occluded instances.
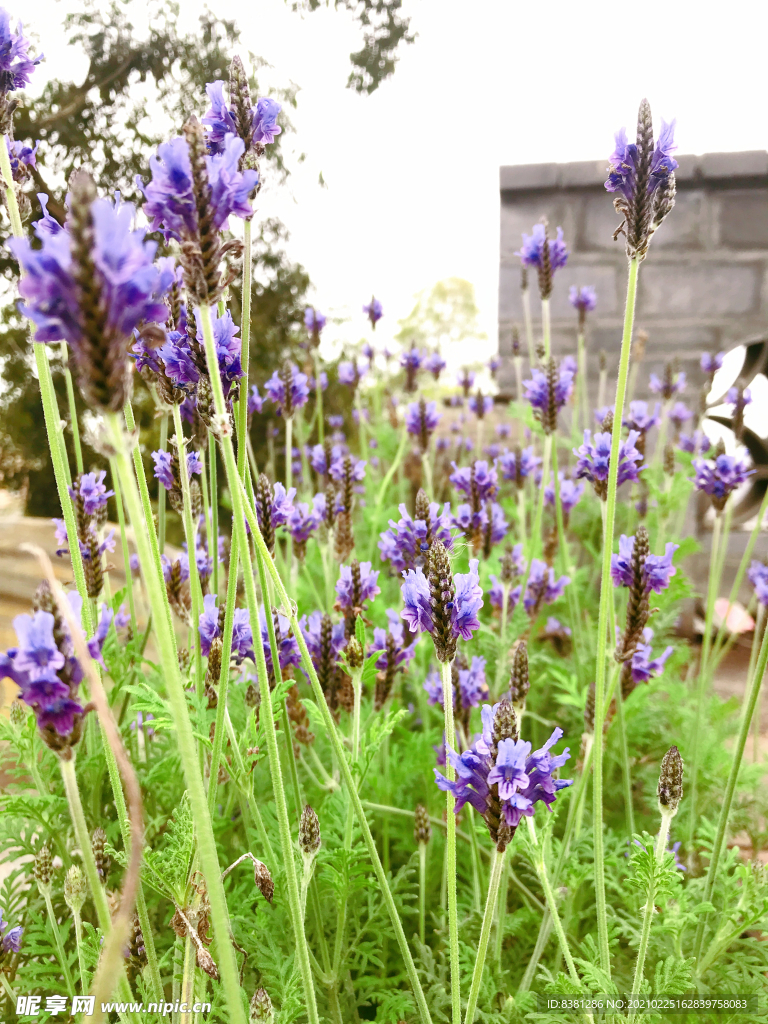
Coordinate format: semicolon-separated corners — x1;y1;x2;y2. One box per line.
60;343;83;478
418;842;427;944
110;460;138;634
629;812;673;1022
236;219;252;479
207;530;240;814
521;284;534;366
592;256;639;975
615;686;635;838
463;847;506;1024
440;657;461;1024
42;888;75;997
172;403;204;694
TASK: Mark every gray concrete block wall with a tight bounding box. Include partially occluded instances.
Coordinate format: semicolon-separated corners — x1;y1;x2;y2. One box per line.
498;153;768;400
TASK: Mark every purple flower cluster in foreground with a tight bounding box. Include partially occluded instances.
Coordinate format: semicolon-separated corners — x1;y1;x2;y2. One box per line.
265;364;310;416
627;627;674;685
198;594;254;663
435;702;572;829
378;501;453;573
202;81;282;153
516;224;569;273
0;11;42;93
401;559;483;643
605;119;678;201
611;535;678;593
574;429;644;496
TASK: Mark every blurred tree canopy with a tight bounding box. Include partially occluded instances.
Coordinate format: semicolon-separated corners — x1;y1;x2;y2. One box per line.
290;0;415;94
395;278;486;354
0;0;312;514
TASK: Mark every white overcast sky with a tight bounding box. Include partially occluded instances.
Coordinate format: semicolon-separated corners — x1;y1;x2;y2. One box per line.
17;0;768;360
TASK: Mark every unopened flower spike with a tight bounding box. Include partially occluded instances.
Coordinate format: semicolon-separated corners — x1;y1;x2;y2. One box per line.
657;745;684;817
516;220;568;299
414;803;431;845
523;358;575;434
406;397;441;453
364;296;382;329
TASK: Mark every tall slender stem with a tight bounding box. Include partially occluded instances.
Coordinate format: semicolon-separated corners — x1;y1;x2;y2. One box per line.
72;909;88;994
493;855;510;962
440;658;461;1024
463;847;506;1024
237;219;252;478
693;617;768;964
687;512;723;846
629;813;673;1022
105;411;248;1024
522;286;535;366
172;403;204;694
576;331;588;434
109;462;137;634
42;889;75;997
158;412;168;554
592;255;640;976
208;432;219;597
615;685;636;838
61;343;84;477
418;842;427;944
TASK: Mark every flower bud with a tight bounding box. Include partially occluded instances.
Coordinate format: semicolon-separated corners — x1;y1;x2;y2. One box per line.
64;865;87;913
584;682;596;734
9;698;26;728
299;805;321;860
253;859;274;903
657;745;684;817
414;804;431;845
509;641;529;714
250;988;274;1023
34;845;52;894
345;638;364;670
196;946;220;980
92;827;111;883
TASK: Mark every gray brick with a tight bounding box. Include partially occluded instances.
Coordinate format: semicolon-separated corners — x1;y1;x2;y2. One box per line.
718;191;768;248
638;264;761;317
560;160;606;188
500;198;578;261
650;191;706;249
701;151;768;180
581;194;629;251
674;154;700;182
500;163;560;191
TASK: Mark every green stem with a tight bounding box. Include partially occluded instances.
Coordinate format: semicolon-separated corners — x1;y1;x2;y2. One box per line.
196;305;319;1024
576;332;588;434
0;132;23;237
236;473;434;1023
592;255;639;975
73;909;88;994
440;658;461;1024
693;618;768;964
237;219;252;480
158;413;168;554
110;460;137;635
493;854;510;962
522;286;535;366
629;812;673;1023
529;434;551;560
516;487;526;549
207;530;239;814
551;441;582;644
61;343;83;477
463;847;506;1024
42;889;75;998
687;512;723;846
105;411;248;1024
418;842;427;944
172;403;204;695
615;685;635;838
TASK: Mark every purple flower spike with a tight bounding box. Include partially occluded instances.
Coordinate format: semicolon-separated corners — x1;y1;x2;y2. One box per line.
405;399;441;450
726;386;752;409
199;593;254;662
748;561;768;607
523;559;570;615
451;559;484;640
247;384;263;415
669;402;693;430
649;370;686;401
544;473;585;517
203;80;281;154
692;452;754;512
678;430;711;455
497;446;540;488
363;297;383;327
701;351;724;376
569;285;597;315
573;429;644;499
378;501;453;573
624;400;661;435
468;394;494;417
0;909;22;953
69;471;114;516
370;610;415;675
305;307;326;334
523;362;575;433
425;351;446;379
264;364;310;416
335;561;381;610
6;138;37;182
338;359;366;388
515;224;569;286
628;628;674;684
611;534;679;593
400;568;433;634
450;460;498;503
0;12;43;93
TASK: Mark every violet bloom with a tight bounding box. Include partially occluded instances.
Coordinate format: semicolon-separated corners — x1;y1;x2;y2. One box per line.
400;558;483;643
424;656;488;709
10;198;173;412
611;535;678;594
263;482;296;530
286;502;320;558
0;909;22;954
669;402;693;430
264;364;310;416
701;351;724;376
69;471;114;517
335;562;381;610
628;628;674;685
488;356;501;378
496;423;511;439
0;11;42;93
152;450;202;491
435;702;572;832
400;346;423;373
450;460;498;503
516;224;569;280
692;453;754;512
202;80;282;153
370;609;415;675
329;456;366;489
310;443;343;478
405;399;441;451
451;503;488;538
748;561;768;607
649;370;686;400
457;369;476;396
305;307;326;334
425;351;446;379
523;559;570;615
378;501;454;573
6;138;37;182
140;134;257;241
488;575;522;612
569;286;597;316
327;414;345;429
363;297;383;327
624;400;661;435
198;594;254;662
573;429;644;499
300;610;346;665
338;359;365;388
259;607;301;679
678;430;711;455
247;384;263;415
523;363;575;433
726;386;752;409
468;394;494;417
498;446;540;488
544;474;585;518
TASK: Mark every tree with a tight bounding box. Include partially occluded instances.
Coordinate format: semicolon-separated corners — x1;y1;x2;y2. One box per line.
395;277;486;354
1;0;312;514
290;0;416;94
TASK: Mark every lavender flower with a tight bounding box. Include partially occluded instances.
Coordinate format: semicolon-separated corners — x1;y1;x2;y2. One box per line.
335;561;381;611
669;402;693;431
544;473;585;520
247;384;263;415
0;909;22;955
259;608;301;680
329;456;366;489
457;369;476;397
748;560;768;607
338;359;365;389
370;609;415;708
378;499;454;573
198;594;254;662
488;575;522;612
405;398;441;452
523;360;575;433
363;297;383;328
435;700;572;846
450;460;498;503
605;102;677;259
305;307;326;335
310;442;343;478
692;452;754;512
6;137;36;182
611;534;678;593
496;423;511;439
624;400;661;435
0;11;42;94
488;356;501;378
424;655;488;711
286;502;321;559
574;429;644;499
569;286;597;319
627;628;674;685
264;363;310;417
523;559;570;616
700;351;724;377
69;471;113;517
425;351;446;379
516;223;568;298
202;78;282;154
151;450;202;493
497;446;540;488
649;369;686;401
401;547;483;662
10;188;173;411
678;430;710;455
468;393;494;417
